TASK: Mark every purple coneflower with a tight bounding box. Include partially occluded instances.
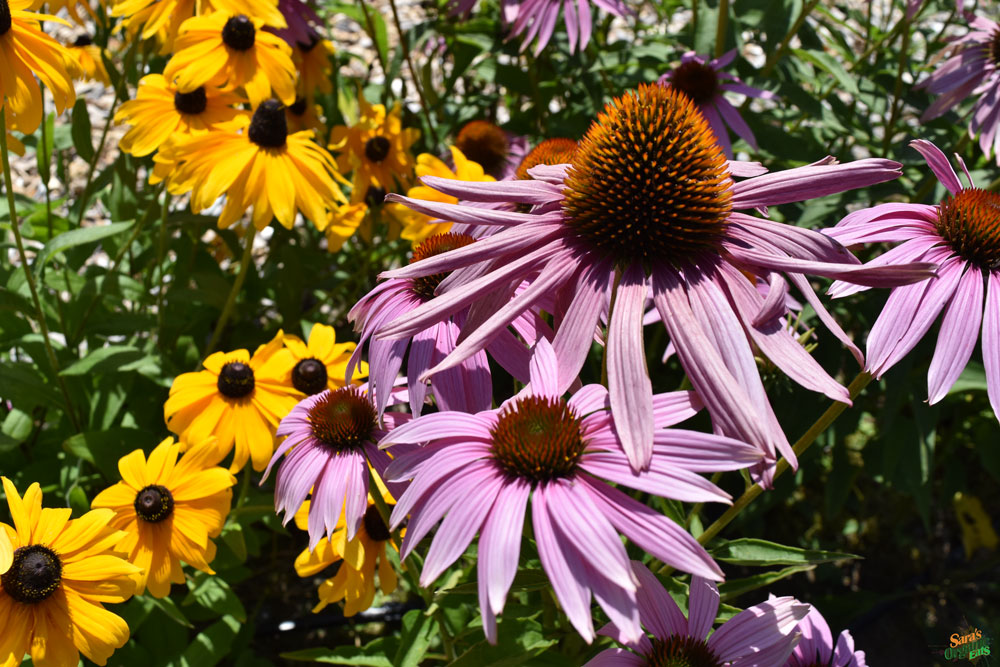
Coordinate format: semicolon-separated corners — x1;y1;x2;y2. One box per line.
262;386;409;548
380;339;767;643
784;605;867;667
915;12;1000;164
659;50;775;157
271;0;322;46
586;561;808;666
508;0;630;55
825;139;999;419
379;84;936;480
348;232;532;418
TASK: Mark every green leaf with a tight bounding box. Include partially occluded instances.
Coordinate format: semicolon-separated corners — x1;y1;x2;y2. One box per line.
71;98;94;162
178;615;241;667
59;345;147;376
184;572;247;622
449;617;556;667
0;360;62;410
63;427;153;478
949;362;988;395
792;48;859;94
147;595;194;628
280;647;392;666
221;521;247;562
710;538;860;566
32;221;134;279
393;609;436;667
718;564;816;600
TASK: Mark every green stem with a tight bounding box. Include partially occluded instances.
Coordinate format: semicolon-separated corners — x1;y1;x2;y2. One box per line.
760;0;821;77
657;371;873;575
356;0;388;81
204;226;257;357
714;0;729;59
1;108;82;433
881;15;912;156
155;191;171;343
386;0;440;146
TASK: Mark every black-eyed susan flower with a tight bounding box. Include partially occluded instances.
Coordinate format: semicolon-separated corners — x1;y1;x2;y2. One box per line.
329;94;419;201
164;332;303;472
0;477;139;666
115;73;246;157
292;32;333;102
0;0;75;134
90;437;237;598
63;34;110;86
292;486;399;616
112;0;195;52
283;323;367;396
388;146;494;246
162;99;348;230
319;202;367;252
454;120;528;180
164;12;296;107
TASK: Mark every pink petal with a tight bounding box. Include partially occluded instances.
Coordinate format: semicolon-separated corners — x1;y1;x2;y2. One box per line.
984;271;1000;420
478;478;531;615
928;265;985;403
910;139;962;193
687;576;721;640
708;596;809;661
630;561;689;640
528;337;561;399
730;159;902;209
607;263;654;471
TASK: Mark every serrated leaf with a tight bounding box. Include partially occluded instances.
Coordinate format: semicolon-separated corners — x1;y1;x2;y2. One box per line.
710;538;859;566
184;572;247;622
71;98;94;162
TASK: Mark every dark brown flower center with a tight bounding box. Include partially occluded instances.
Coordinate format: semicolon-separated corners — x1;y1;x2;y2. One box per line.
645;635;722;667
366;185;388;207
669;60;719;106
364;135;391;163
456;120;508;177
134;484;174;523
73;34;93;46
0;0;11;36
515;138;578;181
174;87;208;115
292;357;328;395
363;504;391;542
989;28;1000;66
217;361;255;398
1;545;62;604
936;188;1000;268
409;233;476;300
298;33;320;52
563;84;732;268
248;99;288;148
307;387;377;452
288;96;307;116
222;14;255;50
490;395;585;483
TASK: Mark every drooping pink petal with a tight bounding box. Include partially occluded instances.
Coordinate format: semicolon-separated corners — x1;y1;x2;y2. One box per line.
630;561;689;640
583;649;647;666
910;139;963;193
730;159;901;210
552;260;611;393
532;485;595;642
984;271;1000;419
707;596;809;661
580;452;733;503
651;390;703;428
928;264;984;403
477;478;531;615
386;442;492;525
607;263;654;471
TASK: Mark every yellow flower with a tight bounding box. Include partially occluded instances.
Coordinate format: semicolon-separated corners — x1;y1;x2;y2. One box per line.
164;331;303;472
112;0;194;53
319;202;367;253
161;99;348;230
164;11;296;107
0;0;75;134
63;35;110;86
0;477;139;666
391;146;494;246
328;94;419;201
283;323;367;395
90;437;236;598
293;34;333;103
293;486;399;617
115;73;246;157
